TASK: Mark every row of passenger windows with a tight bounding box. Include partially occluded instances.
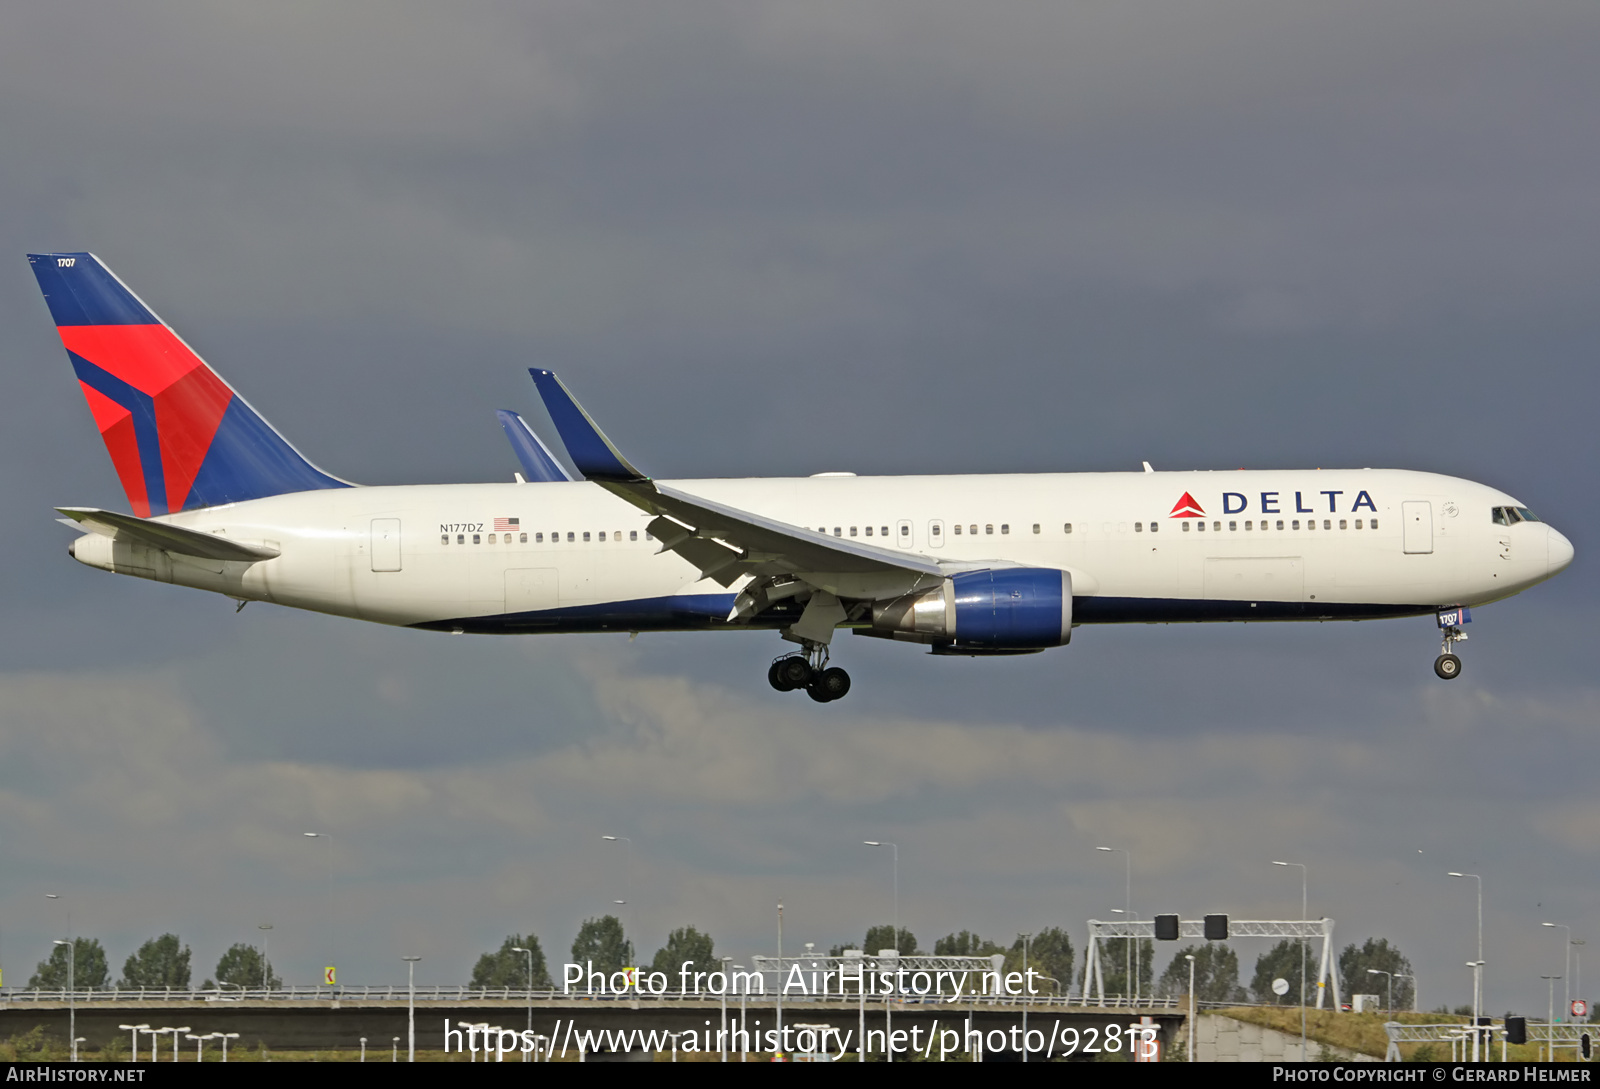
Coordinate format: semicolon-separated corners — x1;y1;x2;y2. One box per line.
442;517;1383;548
442;530;653;545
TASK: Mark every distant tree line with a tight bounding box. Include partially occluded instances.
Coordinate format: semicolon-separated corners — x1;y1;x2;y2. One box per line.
24;933;278;991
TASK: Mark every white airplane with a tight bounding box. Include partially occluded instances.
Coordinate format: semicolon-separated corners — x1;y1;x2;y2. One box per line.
32;252;1574;702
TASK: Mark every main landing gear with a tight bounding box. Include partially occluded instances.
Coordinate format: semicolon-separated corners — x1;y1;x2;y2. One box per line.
768;644;852;703
1434;609;1468;680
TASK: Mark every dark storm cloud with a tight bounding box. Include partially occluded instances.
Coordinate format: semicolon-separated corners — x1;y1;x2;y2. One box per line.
0;2;1595;1010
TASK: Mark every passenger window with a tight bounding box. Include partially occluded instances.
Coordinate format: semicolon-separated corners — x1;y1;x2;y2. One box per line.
901;525;910;537
1338;520;1346;531
1213;522;1220;532
1063;523;1072;534
1324;520;1331;530
954;525;962;535
881;526;888;537
986;524;995;535
1245;521;1253;531
1032;523;1040;534
1197;521;1205;532
1353;520;1361;530
520;532;528;543
630;530;638;541
1183;522;1191;533
457;534;465;544
1370;519;1379;530
932;524;942;537
600;532;608;541
1000;524;1009;535
1228;521;1236;531
1149;522;1158;533
864;526;872;537
440;534;449;545
472;533;481;544
488;533;497;543
1292;520;1300;530
971;525;978;535
850;527;857;537
1276;520;1284;530
1135;522;1143;532
567;532;575;542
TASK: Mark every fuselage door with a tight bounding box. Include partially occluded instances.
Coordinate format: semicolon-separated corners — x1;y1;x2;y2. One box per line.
1401;501;1433;555
370;518;402;571
927;519;945;549
897;519;914;549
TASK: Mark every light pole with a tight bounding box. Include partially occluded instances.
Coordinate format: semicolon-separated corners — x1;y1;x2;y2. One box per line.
863;841;899;952
1396;972;1418;1012
1187;954;1197;1062
52;940;75;1061
1544;974;1562;1039
170;1027;191;1061
1543;923;1572;1017
218;1033;238;1062
1272;861;1308;1062
602;835;635;967
359;1036;366;1062
404;955;421;1061
720;956;732;1062
118;1023;149;1062
1448;872;1483;1025
512;946;534;1059
1021;932;1032;1063
1367;968;1393;1012
185;1033;209;1062
1097;847;1133;1002
257;924;273;991
304;832;334;986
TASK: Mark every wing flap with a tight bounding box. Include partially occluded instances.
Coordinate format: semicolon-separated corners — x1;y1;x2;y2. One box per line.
57;506;280;561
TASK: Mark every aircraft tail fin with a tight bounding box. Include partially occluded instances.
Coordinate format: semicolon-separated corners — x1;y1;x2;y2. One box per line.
496;409;577;482
527;369;647;482
28;252;351;516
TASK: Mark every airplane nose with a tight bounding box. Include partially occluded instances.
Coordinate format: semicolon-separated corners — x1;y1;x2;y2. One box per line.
1548;526;1575;574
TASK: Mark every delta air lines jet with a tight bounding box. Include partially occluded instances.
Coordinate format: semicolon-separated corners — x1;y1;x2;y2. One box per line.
31;253;1574;703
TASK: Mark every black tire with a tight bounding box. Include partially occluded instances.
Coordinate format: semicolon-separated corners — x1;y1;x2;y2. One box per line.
1434;653;1462;680
776;656;812;690
768;660;791;691
809;666;851;702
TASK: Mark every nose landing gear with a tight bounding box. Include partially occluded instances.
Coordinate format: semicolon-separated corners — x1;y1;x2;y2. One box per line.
1433;607;1470;680
768;643;851;703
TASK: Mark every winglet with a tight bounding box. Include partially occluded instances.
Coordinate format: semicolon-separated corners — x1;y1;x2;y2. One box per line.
526;370;646;482
495;409;576;482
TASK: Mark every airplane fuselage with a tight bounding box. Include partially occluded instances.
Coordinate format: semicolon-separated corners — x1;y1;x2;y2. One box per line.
67;468;1571;637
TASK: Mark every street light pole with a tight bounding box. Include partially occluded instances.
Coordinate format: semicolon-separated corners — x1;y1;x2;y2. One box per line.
512;946;534;1059
52;940;75;1061
1367;968;1393;1012
603;835;635;967
1448;872;1483;1025
1543;923;1572;1017
1272;861;1308;1062
257;924;273;991
863;842;899;952
1186;954;1197;1062
404;956;421;1061
304;832;334;986
1097;847;1132;1002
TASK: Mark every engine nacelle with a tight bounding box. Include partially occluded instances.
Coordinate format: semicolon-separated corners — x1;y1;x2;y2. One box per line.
870;568;1072;649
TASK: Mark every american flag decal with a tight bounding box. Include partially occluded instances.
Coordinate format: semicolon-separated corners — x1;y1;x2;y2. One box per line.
494;517;520;532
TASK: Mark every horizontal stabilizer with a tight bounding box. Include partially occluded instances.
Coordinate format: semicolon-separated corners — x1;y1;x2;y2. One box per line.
57;506;279;561
495;410;576;482
526;369;645;482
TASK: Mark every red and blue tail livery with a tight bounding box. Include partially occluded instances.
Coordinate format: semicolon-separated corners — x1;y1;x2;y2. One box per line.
29;252;348;516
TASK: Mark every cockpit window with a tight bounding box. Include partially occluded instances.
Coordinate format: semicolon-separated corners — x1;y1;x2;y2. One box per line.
1516;507;1541;523
1492;507;1508;526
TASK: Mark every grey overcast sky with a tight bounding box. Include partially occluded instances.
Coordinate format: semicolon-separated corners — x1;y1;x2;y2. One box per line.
1;2;1596;1012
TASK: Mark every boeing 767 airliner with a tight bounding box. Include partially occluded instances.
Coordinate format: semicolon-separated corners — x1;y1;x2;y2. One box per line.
30;253;1574;702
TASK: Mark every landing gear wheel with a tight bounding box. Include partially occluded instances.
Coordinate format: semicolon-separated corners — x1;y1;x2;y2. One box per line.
773;656;812;691
806;666;852;703
1434;653;1462;680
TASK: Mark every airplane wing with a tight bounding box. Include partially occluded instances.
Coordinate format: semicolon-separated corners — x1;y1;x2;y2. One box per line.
526;369;944;626
495;409;577;482
57;506;280;561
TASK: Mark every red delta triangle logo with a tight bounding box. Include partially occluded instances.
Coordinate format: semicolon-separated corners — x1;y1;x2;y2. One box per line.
1169;492;1206;518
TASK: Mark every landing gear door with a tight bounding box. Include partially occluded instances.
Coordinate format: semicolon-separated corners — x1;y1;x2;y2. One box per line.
1401;501;1433;555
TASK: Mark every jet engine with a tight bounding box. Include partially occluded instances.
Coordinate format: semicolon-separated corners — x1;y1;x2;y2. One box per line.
868;567;1072;650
